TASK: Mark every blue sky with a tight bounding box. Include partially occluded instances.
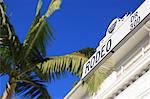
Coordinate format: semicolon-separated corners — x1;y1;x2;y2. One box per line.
0;0;144;98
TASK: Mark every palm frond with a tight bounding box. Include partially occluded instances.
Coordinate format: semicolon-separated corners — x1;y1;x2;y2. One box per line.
36;0;42;17
15;74;51;99
45;0;62;18
33;66;50;81
0;2;21;75
24;21;54;57
23;0;62;57
78;48;95;58
0;47;12;76
83;59;115;94
38;48;95;80
84;69;108;94
41;54;87;78
0;3;21;49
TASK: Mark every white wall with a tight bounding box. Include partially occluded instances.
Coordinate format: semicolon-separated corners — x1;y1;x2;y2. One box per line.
93;35;150;99
115;70;150;99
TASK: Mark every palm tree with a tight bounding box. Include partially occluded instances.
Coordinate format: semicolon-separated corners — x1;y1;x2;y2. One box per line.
0;0;95;98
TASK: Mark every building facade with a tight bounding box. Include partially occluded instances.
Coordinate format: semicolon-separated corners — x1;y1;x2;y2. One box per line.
65;0;150;99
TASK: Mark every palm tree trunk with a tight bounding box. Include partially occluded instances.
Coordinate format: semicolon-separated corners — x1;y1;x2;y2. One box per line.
2;82;16;99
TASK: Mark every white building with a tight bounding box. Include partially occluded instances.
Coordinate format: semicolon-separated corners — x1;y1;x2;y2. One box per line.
65;0;150;99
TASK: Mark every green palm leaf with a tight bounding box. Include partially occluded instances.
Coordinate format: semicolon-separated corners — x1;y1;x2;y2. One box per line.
16;74;51;99
83;59;115;94
45;0;62;18
38;48;95;79
24;20;54;57
0;2;21;75
23;0;62;57
0;47;11;76
41;53;87;78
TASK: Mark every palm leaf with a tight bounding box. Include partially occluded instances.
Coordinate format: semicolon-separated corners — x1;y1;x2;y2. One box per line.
83;59;115;94
0;2;21;75
23;0;62;57
0;3;21;49
0;47;12;76
84;69;108;94
45;0;62;18
33;65;50;81
24;21;54;57
15;74;51;99
38;48;95;80
41;53;87;78
36;0;42;16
